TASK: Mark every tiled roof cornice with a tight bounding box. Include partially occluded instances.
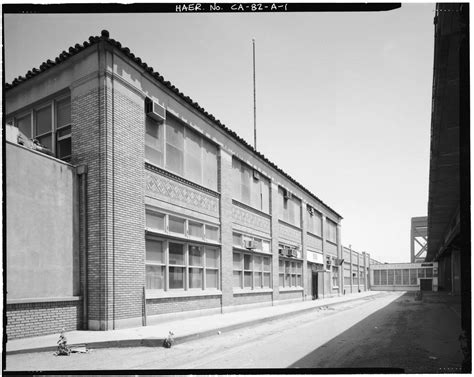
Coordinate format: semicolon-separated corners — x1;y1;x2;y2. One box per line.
6;29;342;219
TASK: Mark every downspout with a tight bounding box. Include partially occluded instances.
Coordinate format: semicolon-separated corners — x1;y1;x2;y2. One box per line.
77;165;89;329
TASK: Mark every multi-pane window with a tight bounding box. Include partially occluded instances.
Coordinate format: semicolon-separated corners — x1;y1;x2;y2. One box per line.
232;158;270;213
232;232;271;253
326;219;337;243
278;187;301;227
278;258;302;288
145;113;218;191
9;96;72;161
233;251;272;289
146;210;220;243
146;239;220;291
332;265;339;288
306;206;322;237
373;268;432;286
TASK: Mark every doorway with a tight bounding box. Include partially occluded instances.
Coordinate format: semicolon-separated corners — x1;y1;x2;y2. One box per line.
420;278;433;291
312;271;318;299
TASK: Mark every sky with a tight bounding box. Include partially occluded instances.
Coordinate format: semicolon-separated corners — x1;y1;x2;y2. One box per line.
3;3;436;263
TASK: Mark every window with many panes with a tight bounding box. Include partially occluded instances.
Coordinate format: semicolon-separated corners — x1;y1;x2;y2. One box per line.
232;232;271;253
306;206;322;237
145;113;218;191
146;238;220;291
326;219;337;243
278;187;301;227
146;210;220;243
278;258;302;288
231;157;270;213
233;251;271;289
9;96;72;161
332;265;339;288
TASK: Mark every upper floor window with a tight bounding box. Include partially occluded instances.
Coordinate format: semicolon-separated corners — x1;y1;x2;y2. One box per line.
232;157;270;213
145;113;218;191
278;187;301;227
306;206;322;237
146;210;220;243
8;96;71;161
326;219;337;243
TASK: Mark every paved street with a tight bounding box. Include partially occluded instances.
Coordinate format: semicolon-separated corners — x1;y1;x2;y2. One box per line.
6;291;463;372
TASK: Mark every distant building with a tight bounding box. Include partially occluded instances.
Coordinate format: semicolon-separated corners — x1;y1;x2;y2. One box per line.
5;30;374;339
370;262;439;292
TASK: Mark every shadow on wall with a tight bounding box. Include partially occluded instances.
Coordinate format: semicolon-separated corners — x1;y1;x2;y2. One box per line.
290;292;464;373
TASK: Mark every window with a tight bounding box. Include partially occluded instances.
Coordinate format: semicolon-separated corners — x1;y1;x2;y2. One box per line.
233;251;272;289
425;268;433;278
394;269;402;285
402;269;410;285
307;206;322;237
232;158;270;213
332;265;339;288
233;232;271;254
380;270;387;285
146;211;165;232
278;257;302;288
278;187;301;227
56;98;72;160
326;219;337;243
10;96;72;161
387;269;394;285
146;239;220;291
146;113;219;191
409;269;418;285
374;270;381;285
145;117;164;166
146;239;165;290
146;210;220;243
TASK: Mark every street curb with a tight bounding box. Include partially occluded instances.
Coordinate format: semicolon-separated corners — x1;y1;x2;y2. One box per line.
6;292;382;356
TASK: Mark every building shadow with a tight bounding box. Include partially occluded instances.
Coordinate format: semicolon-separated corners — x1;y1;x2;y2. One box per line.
289;291;463;373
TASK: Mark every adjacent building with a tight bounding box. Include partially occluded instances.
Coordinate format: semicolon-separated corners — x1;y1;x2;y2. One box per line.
5;30;374;339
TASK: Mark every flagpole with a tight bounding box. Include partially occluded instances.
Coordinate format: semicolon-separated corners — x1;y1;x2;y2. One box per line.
253;38;257;150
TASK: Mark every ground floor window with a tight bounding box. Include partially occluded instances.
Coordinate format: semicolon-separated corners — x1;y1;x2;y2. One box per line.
278;258;302;288
146;237;220;291
233;251;271;289
332;266;339;288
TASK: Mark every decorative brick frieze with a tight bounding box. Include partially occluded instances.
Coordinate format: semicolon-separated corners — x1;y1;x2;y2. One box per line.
145;170;219;217
231;202;271;236
278;221;302;245
306;233;323;251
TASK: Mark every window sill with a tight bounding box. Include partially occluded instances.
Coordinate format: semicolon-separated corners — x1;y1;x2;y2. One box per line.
146;289;222;299
145;229;221;246
279;287;304;292
7;296;82;305
278;219;302;231
233;288;273;295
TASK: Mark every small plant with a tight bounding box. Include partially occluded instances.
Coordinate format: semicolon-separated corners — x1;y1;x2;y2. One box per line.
163;331;175;348
55;329;71;356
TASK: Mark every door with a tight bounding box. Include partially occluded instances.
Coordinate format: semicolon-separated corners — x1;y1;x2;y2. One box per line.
420;278;433;291
312;271;318;299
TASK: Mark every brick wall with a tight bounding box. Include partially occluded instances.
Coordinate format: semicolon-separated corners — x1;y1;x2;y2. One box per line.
278;290;303;301
6;300;82;340
233;292;272;306
146;296;221;315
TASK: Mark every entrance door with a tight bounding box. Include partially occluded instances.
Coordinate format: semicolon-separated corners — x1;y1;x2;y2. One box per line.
312;271;318;299
420;278;433;291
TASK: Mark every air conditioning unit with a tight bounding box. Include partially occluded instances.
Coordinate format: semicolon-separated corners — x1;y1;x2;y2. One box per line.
253;170;260;180
145;97;166;123
308;207;314;216
244;240;256;250
287;248;297;258
278;247;284;255
283;190;292;200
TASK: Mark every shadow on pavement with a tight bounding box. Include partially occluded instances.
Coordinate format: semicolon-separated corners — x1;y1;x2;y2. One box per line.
290;291;464;373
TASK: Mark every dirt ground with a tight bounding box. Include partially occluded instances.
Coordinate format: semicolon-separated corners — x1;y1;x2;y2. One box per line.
5;291;464;372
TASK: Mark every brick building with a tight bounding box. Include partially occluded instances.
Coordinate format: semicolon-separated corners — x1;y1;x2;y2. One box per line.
5;30;372;339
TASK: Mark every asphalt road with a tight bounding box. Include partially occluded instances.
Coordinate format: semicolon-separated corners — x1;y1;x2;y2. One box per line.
6;291;463;372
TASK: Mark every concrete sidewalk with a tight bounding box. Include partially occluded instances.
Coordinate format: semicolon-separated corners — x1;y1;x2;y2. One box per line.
6;291;382;355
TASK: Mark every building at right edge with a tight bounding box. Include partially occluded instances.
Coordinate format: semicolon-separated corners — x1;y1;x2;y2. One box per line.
425;3;469;296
